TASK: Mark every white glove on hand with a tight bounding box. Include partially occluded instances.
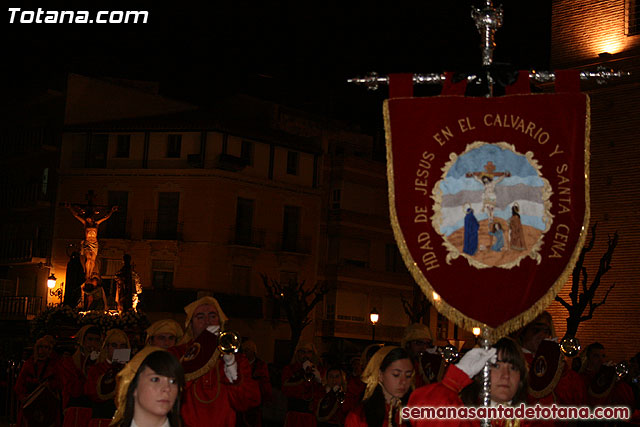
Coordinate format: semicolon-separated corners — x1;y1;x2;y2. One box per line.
302;360;313;370
456;347;497;379
223;354;238;382
313;367;322;383
206;325;220;335
332;385;341;392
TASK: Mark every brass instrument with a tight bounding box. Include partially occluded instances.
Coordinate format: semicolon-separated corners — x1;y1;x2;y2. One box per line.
615;361;629;379
218;330;241;354
442;345;460;364
335;388;346;404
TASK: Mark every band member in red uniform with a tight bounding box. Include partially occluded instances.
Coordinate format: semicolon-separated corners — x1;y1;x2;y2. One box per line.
59;325;102;427
517;311;586;408
314;366;355;426
146;319;183;349
15;335;63;427
236;340;272;427
580;342;635;409
345;346;414;427
85;329;131;423
170;296;260;427
346;344;384;405
282;341;325;427
408;337;528;427
402;323;438;389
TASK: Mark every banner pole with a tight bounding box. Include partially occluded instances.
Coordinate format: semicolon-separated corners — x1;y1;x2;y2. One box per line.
480;326;492;427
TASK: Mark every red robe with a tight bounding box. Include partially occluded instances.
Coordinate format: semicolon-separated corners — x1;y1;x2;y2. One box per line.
236;357;272;427
282;362;325;427
59;354;94;427
346;375;365;403
408;365;531;427
314;387;357;426
14;356;63;427
523;352;586;407
581;368;635;408
172;344;261;427
84;361;120;421
345;403;404;427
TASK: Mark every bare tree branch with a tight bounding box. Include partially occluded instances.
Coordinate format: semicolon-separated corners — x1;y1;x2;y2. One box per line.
558;224;619;338
260;274;329;360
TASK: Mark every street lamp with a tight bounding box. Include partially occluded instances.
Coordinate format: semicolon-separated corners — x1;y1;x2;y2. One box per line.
47;273;57;289
47;274;63;304
369;307;379;341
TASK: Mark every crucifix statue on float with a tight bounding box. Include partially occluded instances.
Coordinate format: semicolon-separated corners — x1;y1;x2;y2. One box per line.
65;190;118;280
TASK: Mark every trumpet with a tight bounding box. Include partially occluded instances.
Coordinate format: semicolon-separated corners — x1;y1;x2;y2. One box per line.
218;330;241;354
616;361;629;379
335;388;346;404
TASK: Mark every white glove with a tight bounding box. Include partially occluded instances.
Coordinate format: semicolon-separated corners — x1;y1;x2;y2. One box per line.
89;351;99;361
223;354;238;382
302;360;313;370
312;367;322;383
207;325;220;335
332;385;341;392
456;347;497;378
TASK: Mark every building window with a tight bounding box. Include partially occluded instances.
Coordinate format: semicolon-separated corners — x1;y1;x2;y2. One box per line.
286;151;299;175
385;243;407;273
152;260;174;290
331;189;341;209
437;313;449;341
325;302;335;320
282;205;300;252
280;271;297;286
41;168;48;195
105;191;128;238
235;197;254;246
241;140;254;166
87;134;108;168
116;135;131;158
157;192;180;239
167;134;182;158
232;265;251;294
627;0;640;35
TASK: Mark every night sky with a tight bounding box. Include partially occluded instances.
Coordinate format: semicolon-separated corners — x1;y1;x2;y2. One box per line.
4;1;551;130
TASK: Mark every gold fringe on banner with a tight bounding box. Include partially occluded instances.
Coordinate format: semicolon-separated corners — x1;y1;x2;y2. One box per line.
383;95;591;341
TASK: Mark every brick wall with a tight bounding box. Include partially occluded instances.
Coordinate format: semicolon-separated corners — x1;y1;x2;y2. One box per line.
549;1;640;363
552;0;640;67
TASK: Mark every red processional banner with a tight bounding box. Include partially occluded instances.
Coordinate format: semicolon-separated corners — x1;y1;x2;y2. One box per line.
385;79;590;338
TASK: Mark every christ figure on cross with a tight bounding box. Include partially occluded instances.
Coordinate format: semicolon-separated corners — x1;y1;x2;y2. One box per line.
65;191;118;279
465;161;510;224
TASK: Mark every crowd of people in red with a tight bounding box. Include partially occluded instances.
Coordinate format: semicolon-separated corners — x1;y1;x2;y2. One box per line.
11;303;640;427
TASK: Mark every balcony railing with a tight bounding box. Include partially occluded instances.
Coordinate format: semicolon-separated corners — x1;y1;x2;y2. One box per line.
143;220;183;241
277;233;311;254
0;296;43;319
228;226;265;248
0;238;51;263
0;181;53;209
